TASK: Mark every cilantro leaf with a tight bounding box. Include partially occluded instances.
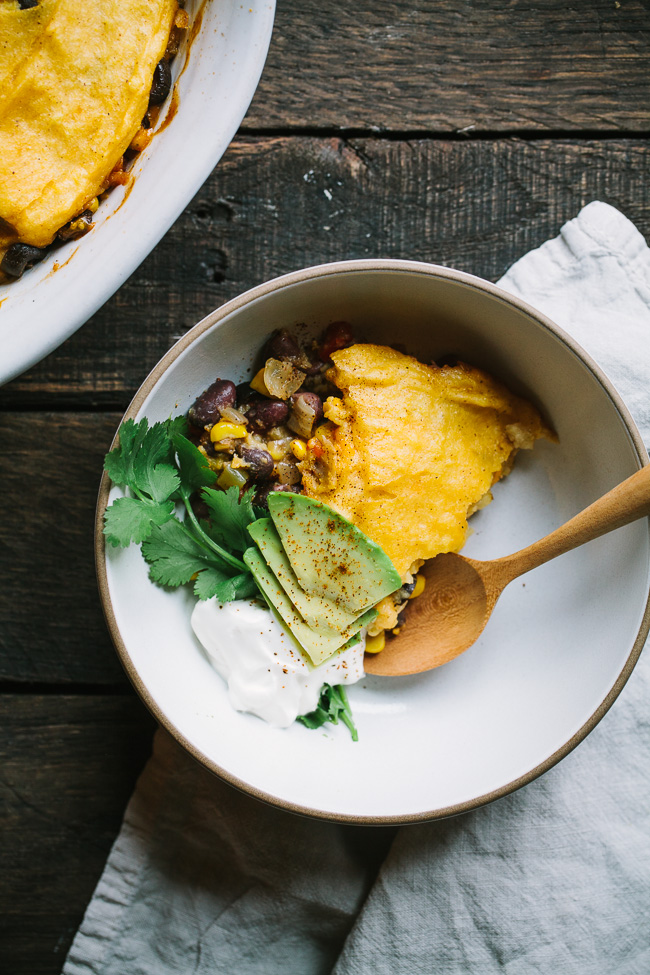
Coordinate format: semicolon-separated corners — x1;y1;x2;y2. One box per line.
200;486;257;553
131;424;180;503
194;568;258;602
141;519;230;587
164;414;189;442
172;433;217;493
103;413;260;598
104;418;150;488
297;684;359;741
103;497;175;547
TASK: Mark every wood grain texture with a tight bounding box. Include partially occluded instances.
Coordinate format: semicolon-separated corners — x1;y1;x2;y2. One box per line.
0;695;155;975
2;136;648;408
0;412;126;684
245;0;650;131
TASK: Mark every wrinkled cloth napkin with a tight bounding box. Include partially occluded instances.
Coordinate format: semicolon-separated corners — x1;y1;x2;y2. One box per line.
64;202;650;975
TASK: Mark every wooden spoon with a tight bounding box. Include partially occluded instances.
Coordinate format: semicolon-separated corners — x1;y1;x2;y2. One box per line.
364;464;650;677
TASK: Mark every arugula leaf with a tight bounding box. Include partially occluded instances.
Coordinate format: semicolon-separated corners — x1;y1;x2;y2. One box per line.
200;486;257;553
297;684;359;741
104;497;176;547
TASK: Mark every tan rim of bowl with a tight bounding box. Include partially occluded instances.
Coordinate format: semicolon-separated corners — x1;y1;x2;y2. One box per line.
95;259;650;825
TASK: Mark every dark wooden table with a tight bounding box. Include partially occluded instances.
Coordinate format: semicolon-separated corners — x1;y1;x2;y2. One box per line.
1;2;649;970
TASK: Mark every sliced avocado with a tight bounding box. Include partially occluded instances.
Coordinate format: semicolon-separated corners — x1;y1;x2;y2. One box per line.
267;493;402;614
248;518;370;637
243;547;376;666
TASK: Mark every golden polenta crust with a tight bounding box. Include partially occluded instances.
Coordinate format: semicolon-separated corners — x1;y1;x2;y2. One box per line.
300;343;554;577
0;0;177;255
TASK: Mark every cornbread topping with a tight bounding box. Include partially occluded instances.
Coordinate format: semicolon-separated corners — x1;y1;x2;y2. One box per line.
300;344;554;577
0;0;182;279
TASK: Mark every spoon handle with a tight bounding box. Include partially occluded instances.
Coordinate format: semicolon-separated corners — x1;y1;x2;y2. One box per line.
495;463;650;584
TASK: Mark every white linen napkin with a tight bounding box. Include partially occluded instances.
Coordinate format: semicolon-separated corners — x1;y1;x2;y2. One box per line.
63;203;650;975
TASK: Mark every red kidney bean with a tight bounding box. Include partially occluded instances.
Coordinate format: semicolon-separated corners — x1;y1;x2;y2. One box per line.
319;321;353;362
245;397;289;433
264;328;302;362
255;483;301;509
237;445;274;481
188;379;237;427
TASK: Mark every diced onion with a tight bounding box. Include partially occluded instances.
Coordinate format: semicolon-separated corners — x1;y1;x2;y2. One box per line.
263;358;305;399
220;405;248;425
287;398;316;438
274;459;302;485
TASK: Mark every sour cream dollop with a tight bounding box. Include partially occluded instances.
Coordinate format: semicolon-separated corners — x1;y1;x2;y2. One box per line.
191;598;365;727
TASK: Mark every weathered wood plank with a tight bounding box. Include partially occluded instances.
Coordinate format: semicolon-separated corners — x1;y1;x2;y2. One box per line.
245;0;650;131
2;136;648;407
0;695;155;975
0;412;126;684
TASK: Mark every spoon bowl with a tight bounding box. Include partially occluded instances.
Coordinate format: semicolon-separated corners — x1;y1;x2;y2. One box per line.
365;464;650;677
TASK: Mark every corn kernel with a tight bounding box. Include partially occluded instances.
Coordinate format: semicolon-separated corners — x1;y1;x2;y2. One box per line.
365;632;385;654
209;421;247;442
408;574;426;599
267;441;286;461
250;367;270;396
290;438;307;460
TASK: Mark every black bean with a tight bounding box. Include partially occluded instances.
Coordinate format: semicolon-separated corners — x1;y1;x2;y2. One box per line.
245;397;289;433
186;422;204;444
1;242;46;278
57;210;94;242
254;483;301;509
397;580;417;603
237;445;274;482
190;494;211;522
235;382;256;405
264;328;301;362
18;0;39;8
188;379;237;427
303;356;327;377
149;59;172;107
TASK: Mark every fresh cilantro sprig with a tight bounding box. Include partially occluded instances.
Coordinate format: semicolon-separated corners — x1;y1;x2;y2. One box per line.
297;683;359;741
103;416;260;602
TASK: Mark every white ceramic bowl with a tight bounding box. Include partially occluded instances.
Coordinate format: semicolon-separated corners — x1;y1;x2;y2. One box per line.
96;260;650;823
0;0;275;386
